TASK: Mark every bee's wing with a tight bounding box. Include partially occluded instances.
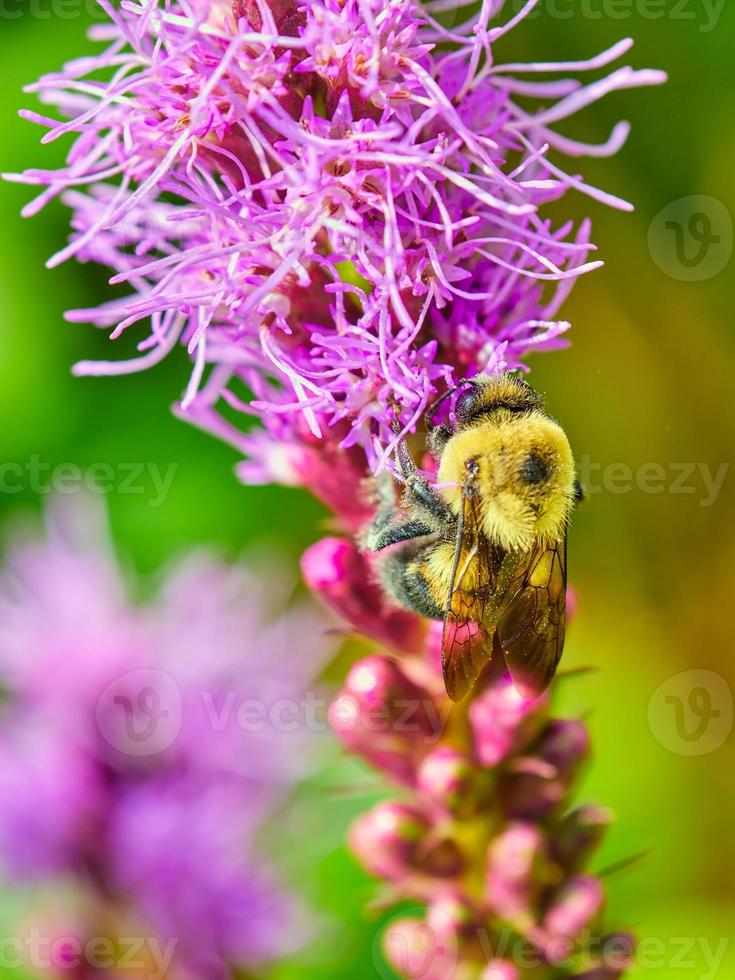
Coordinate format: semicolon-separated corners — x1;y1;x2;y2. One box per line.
441;485;496;702
495;534;568;699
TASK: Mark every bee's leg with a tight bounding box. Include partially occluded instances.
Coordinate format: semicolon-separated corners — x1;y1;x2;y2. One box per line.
363;473;402;545
380;547;444;619
426;424;452;460
394;432;419;480
363;471;434;552
403;475;454;524
365;518;434;553
373;469;397;509
393;430;453;524
367;470;398;529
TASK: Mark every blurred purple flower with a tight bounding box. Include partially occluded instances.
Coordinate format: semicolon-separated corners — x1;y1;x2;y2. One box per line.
0;498;332;977
8;0;664;481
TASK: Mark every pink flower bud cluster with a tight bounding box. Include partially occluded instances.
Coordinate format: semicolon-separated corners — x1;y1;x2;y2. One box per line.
303;536;635;979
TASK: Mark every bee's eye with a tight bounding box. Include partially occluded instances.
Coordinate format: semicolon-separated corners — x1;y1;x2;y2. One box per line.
520;453;548;484
455;386;479;418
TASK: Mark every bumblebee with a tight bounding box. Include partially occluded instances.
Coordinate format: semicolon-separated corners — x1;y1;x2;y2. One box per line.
365;373;579;702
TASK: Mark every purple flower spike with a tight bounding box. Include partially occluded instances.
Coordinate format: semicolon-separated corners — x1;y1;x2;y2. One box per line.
9;1;665;480
327;571;640;978
10;4;663;977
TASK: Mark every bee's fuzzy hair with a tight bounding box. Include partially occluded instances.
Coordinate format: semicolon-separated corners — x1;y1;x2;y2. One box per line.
437;412;575;552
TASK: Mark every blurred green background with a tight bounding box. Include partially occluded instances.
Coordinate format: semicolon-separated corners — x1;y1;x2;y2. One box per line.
1;2;734;977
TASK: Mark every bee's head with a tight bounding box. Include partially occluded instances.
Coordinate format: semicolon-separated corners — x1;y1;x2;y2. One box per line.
437;412;575;552
449;373;542;427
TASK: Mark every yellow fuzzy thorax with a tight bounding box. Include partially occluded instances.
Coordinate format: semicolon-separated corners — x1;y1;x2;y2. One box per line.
472;373;542;411
436;412;575;552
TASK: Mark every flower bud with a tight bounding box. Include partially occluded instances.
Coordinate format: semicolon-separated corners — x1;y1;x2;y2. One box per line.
427;891;482;948
568;933;636;978
543;875;605;940
302;538;424;652
538;720;591;772
550;805;613;873
417;747;474;811
485;823;545;928
382;915;459;980
469;675;547;767
481;962;520;980
349;801;431;882
329;655;440;784
295;444;376;529
423;621;446;682
422;838;465;879
502;720;590;820
349;800;462;885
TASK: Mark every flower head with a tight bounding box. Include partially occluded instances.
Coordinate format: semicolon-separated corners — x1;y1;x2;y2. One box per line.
9;0;665;482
